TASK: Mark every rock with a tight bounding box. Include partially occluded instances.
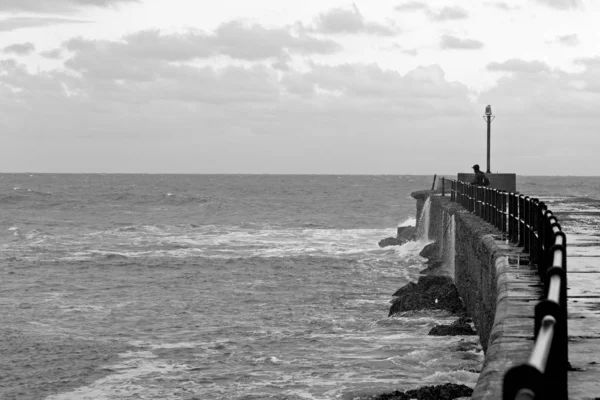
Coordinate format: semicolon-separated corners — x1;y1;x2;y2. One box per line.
392;281;417;297
378;226;417;248
356;383;473;400
378;237;408;248
429;316;477;336
389;275;466;316
417;275;453;291
419;242;440;259
396;226;416;241
405;383;473;400
419;259;445;275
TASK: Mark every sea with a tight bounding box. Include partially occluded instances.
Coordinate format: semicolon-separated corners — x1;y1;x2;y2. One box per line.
2;174;599;400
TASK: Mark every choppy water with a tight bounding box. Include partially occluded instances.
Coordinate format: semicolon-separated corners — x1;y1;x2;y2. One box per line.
4;174;589;400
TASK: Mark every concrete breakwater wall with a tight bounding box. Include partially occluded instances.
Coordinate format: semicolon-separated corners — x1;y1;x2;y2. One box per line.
412;190;537;400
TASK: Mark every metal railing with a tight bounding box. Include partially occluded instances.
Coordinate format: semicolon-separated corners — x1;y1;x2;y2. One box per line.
442;179;568;400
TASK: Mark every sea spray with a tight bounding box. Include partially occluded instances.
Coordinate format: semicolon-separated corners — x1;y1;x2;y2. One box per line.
417;197;431;241
437;212;457;278
444;215;456;278
398;217;417;227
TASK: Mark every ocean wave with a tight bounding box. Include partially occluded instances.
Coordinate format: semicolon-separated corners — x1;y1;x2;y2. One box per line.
9;226;426;263
398;217;416;227
45;351;194;400
421;370;480;386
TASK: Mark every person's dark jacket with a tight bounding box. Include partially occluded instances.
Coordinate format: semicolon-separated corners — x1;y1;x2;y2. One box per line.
471;170;488;186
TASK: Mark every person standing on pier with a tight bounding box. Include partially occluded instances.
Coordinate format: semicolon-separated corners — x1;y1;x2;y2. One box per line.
471;164;490;186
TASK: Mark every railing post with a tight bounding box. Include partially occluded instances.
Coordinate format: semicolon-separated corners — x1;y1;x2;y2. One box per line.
513;194;518;243
508;193;514;241
487;188;491;223
470;184;474;213
531;198;536;255
531;199;538;265
481;187;490;222
454;181;457;203
477;186;481;217
525;196;529;251
536;200;546;266
492;190;496;225
519;195;525;247
495;190;500;229
502;191;507;234
491;189;495;226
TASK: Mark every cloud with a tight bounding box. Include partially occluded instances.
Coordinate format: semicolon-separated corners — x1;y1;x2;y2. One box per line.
535;0;582;10
474;58;600;173
0;0;138;12
548;33;580;46
280;63;474;114
485;1;520;10
395;1;428;11
3;42;36;55
310;5;398;36
4;45;600;174
429;6;469;21
478;59;600;118
40;49;64;59
395;4;469;20
0;52;480;174
0;17;88;31
59;34;469;110
213;21;342;59
64;23;341;69
117;30;213;61
391;43;419;56
574;57;600;68
440;35;484;50
487;58;551;73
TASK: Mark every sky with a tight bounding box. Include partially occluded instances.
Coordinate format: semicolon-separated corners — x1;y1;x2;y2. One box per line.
0;0;599;175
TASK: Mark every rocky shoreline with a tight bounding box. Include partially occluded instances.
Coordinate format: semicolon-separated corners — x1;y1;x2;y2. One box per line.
355;383;473;400
368;226;480;400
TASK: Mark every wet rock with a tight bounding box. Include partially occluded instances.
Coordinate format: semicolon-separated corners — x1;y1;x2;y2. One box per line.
378;226;416;248
378;237;408;248
389;275;465;316
419;259;445;275
396;226;416;241
357;383;473;400
429;316;477;336
419;242;439;259
392;281;417;297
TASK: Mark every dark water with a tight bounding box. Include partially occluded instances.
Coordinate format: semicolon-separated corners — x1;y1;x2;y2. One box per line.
4;174;587;399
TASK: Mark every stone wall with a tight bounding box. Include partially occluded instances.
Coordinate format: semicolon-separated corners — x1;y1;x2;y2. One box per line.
412;191;536;400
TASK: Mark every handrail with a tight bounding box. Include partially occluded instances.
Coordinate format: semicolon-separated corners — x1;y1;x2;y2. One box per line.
441;178;568;400
529;315;556;372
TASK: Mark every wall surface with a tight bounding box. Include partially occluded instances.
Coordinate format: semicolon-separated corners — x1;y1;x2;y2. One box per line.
412;191;538;400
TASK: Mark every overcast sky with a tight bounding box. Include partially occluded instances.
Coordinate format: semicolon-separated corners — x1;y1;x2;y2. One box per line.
0;0;599;175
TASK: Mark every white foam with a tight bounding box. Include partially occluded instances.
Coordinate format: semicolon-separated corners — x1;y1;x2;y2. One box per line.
45;351;192;400
18;226;425;262
398;217;416;227
422;369;479;386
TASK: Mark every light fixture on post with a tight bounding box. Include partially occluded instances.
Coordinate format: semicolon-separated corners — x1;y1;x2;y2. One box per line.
483;105;495;174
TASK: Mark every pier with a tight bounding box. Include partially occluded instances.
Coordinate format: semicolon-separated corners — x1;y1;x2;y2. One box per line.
415;183;600;400
546;197;600;399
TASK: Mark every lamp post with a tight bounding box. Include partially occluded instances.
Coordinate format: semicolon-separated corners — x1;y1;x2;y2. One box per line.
483;105;495;174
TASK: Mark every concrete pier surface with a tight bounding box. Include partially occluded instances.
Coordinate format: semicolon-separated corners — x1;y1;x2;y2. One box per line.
541;197;600;400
